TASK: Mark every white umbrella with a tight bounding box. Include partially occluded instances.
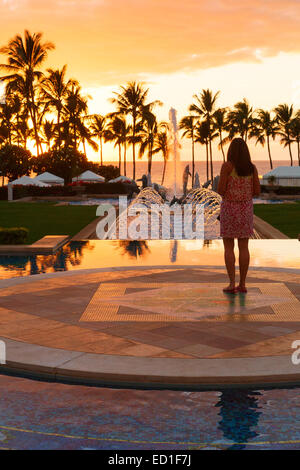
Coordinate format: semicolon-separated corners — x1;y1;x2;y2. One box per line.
10;176;49;187
72;170;105;183
109;175;135;184
36;171;64;185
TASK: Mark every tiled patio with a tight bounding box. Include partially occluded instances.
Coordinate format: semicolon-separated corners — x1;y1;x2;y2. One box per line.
0;266;299;361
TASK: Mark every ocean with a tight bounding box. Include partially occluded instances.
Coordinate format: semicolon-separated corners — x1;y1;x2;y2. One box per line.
2;160;290;188
107;160;289;188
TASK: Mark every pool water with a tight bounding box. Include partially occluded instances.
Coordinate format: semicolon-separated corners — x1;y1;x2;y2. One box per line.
0;374;299;450
0;239;299;280
0;239;299;450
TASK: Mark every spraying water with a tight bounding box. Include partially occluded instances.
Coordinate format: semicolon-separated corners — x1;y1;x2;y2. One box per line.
103;107;223;240
169;108;181;198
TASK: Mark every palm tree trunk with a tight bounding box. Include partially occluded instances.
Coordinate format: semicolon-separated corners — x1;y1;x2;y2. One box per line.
148;144;152;175
209;138;214;183
287;131;293;166
267;135;273;170
161;158;166;185
297;139;300;166
118;144;121;171
29;83;41;156
288;142;293;166
132;114;136;180
99;135;103;166
74;120;77;149
207;116;214;183
220;132;225;162
191;134;195;187
57;110;61;150
206;141;209;181
124;143;127;176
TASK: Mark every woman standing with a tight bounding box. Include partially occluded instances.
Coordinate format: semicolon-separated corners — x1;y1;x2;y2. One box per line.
217;138;261;294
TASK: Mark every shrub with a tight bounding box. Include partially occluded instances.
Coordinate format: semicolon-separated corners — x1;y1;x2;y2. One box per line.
32;148;90;184
0;227;29;245
0;145;32;181
0;187;8;200
84;182;129;194
91;164;120;182
260;185;300;195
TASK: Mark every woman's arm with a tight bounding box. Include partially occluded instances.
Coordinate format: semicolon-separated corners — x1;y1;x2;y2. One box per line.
217;162;231;196
252;165;261;197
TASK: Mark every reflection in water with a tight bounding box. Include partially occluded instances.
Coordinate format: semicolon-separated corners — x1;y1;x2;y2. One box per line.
0;241;92;278
115;241;150;259
1;239;300;280
216;389;262;449
224;292;248;315
170;240;178;263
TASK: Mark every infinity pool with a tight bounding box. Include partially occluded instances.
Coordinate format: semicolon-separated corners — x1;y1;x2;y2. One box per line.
0;239;299;450
0;239;299;280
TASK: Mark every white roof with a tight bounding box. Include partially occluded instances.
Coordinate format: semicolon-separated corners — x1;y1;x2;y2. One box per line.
263;166;300;179
109;175;135;184
10;176;49;187
72;170;105;182
36;172;64;183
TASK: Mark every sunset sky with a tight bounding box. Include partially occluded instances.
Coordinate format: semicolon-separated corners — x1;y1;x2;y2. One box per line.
1;0;300;162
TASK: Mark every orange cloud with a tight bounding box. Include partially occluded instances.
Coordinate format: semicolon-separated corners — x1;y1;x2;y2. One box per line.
1;0;300;86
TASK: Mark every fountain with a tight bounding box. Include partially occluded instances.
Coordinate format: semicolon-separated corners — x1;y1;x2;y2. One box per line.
102;108;222;241
169;108;181;198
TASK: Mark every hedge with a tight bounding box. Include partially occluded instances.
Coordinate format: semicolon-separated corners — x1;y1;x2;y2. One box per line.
0;187;8;200
84;182;130;195
0;227;29;244
0;182;132;199
260;185;300;195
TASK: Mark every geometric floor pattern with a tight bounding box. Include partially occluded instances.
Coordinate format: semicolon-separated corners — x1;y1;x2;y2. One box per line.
0;267;300;359
80;282;299;322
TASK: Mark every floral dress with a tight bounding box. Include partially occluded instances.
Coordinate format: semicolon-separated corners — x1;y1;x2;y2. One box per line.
220;167;254;238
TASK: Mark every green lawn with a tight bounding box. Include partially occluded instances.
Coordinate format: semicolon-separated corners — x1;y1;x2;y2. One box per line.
254;203;300;238
0;202;97;244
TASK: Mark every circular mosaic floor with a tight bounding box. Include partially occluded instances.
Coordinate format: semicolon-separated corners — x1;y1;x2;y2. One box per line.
1;265;300;388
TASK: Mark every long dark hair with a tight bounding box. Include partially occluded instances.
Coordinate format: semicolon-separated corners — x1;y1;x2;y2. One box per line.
227;138;254;176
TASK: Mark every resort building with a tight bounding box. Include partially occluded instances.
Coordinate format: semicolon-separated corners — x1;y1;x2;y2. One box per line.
262;166;300;187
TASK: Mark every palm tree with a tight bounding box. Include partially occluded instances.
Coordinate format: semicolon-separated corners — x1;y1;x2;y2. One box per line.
77;118;98;156
138;107;158;176
179;114;198;185
15;112;32;149
40;119;55;151
274;104;294;165
290;113;300;166
62;80;88;149
104;115;130;172
0;93;21;144
111;81;149;180
89;114;107;165
195;120;210;182
249;110;279;169
226;98;253;142
212;108;227;162
40;65;71;149
189;89;219;182
152;129;170;185
0;30;54;155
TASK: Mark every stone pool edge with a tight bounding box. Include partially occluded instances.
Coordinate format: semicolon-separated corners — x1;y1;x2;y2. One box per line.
1;337;300;390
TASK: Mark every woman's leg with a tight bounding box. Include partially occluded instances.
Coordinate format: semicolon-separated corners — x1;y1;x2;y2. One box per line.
238;238;250;288
223;238;235;288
